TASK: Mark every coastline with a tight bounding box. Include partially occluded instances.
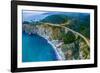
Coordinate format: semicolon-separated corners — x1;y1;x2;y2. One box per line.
37;34;65;60
47;39;65;60
23;22;90;60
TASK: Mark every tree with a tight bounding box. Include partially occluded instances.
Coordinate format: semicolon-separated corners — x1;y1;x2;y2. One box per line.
61;31;76;44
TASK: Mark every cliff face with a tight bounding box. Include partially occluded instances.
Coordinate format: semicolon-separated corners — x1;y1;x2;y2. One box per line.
22;24;38;35
22;23;64;41
22;24;53;40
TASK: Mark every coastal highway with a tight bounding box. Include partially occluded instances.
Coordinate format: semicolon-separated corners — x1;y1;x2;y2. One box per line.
42;22;90;47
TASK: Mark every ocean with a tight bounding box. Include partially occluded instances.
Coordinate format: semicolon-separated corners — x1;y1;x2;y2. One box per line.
22;32;58;62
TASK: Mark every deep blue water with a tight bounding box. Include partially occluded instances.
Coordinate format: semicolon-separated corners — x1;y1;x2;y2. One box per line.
22;32;58;62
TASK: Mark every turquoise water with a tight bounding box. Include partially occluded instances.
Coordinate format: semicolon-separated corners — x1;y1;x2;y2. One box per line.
22;32;58;62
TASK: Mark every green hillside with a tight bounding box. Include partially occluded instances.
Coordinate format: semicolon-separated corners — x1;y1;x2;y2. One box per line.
41;14;69;24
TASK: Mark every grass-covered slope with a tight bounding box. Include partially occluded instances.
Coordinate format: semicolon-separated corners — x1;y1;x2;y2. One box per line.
41;14;69;24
